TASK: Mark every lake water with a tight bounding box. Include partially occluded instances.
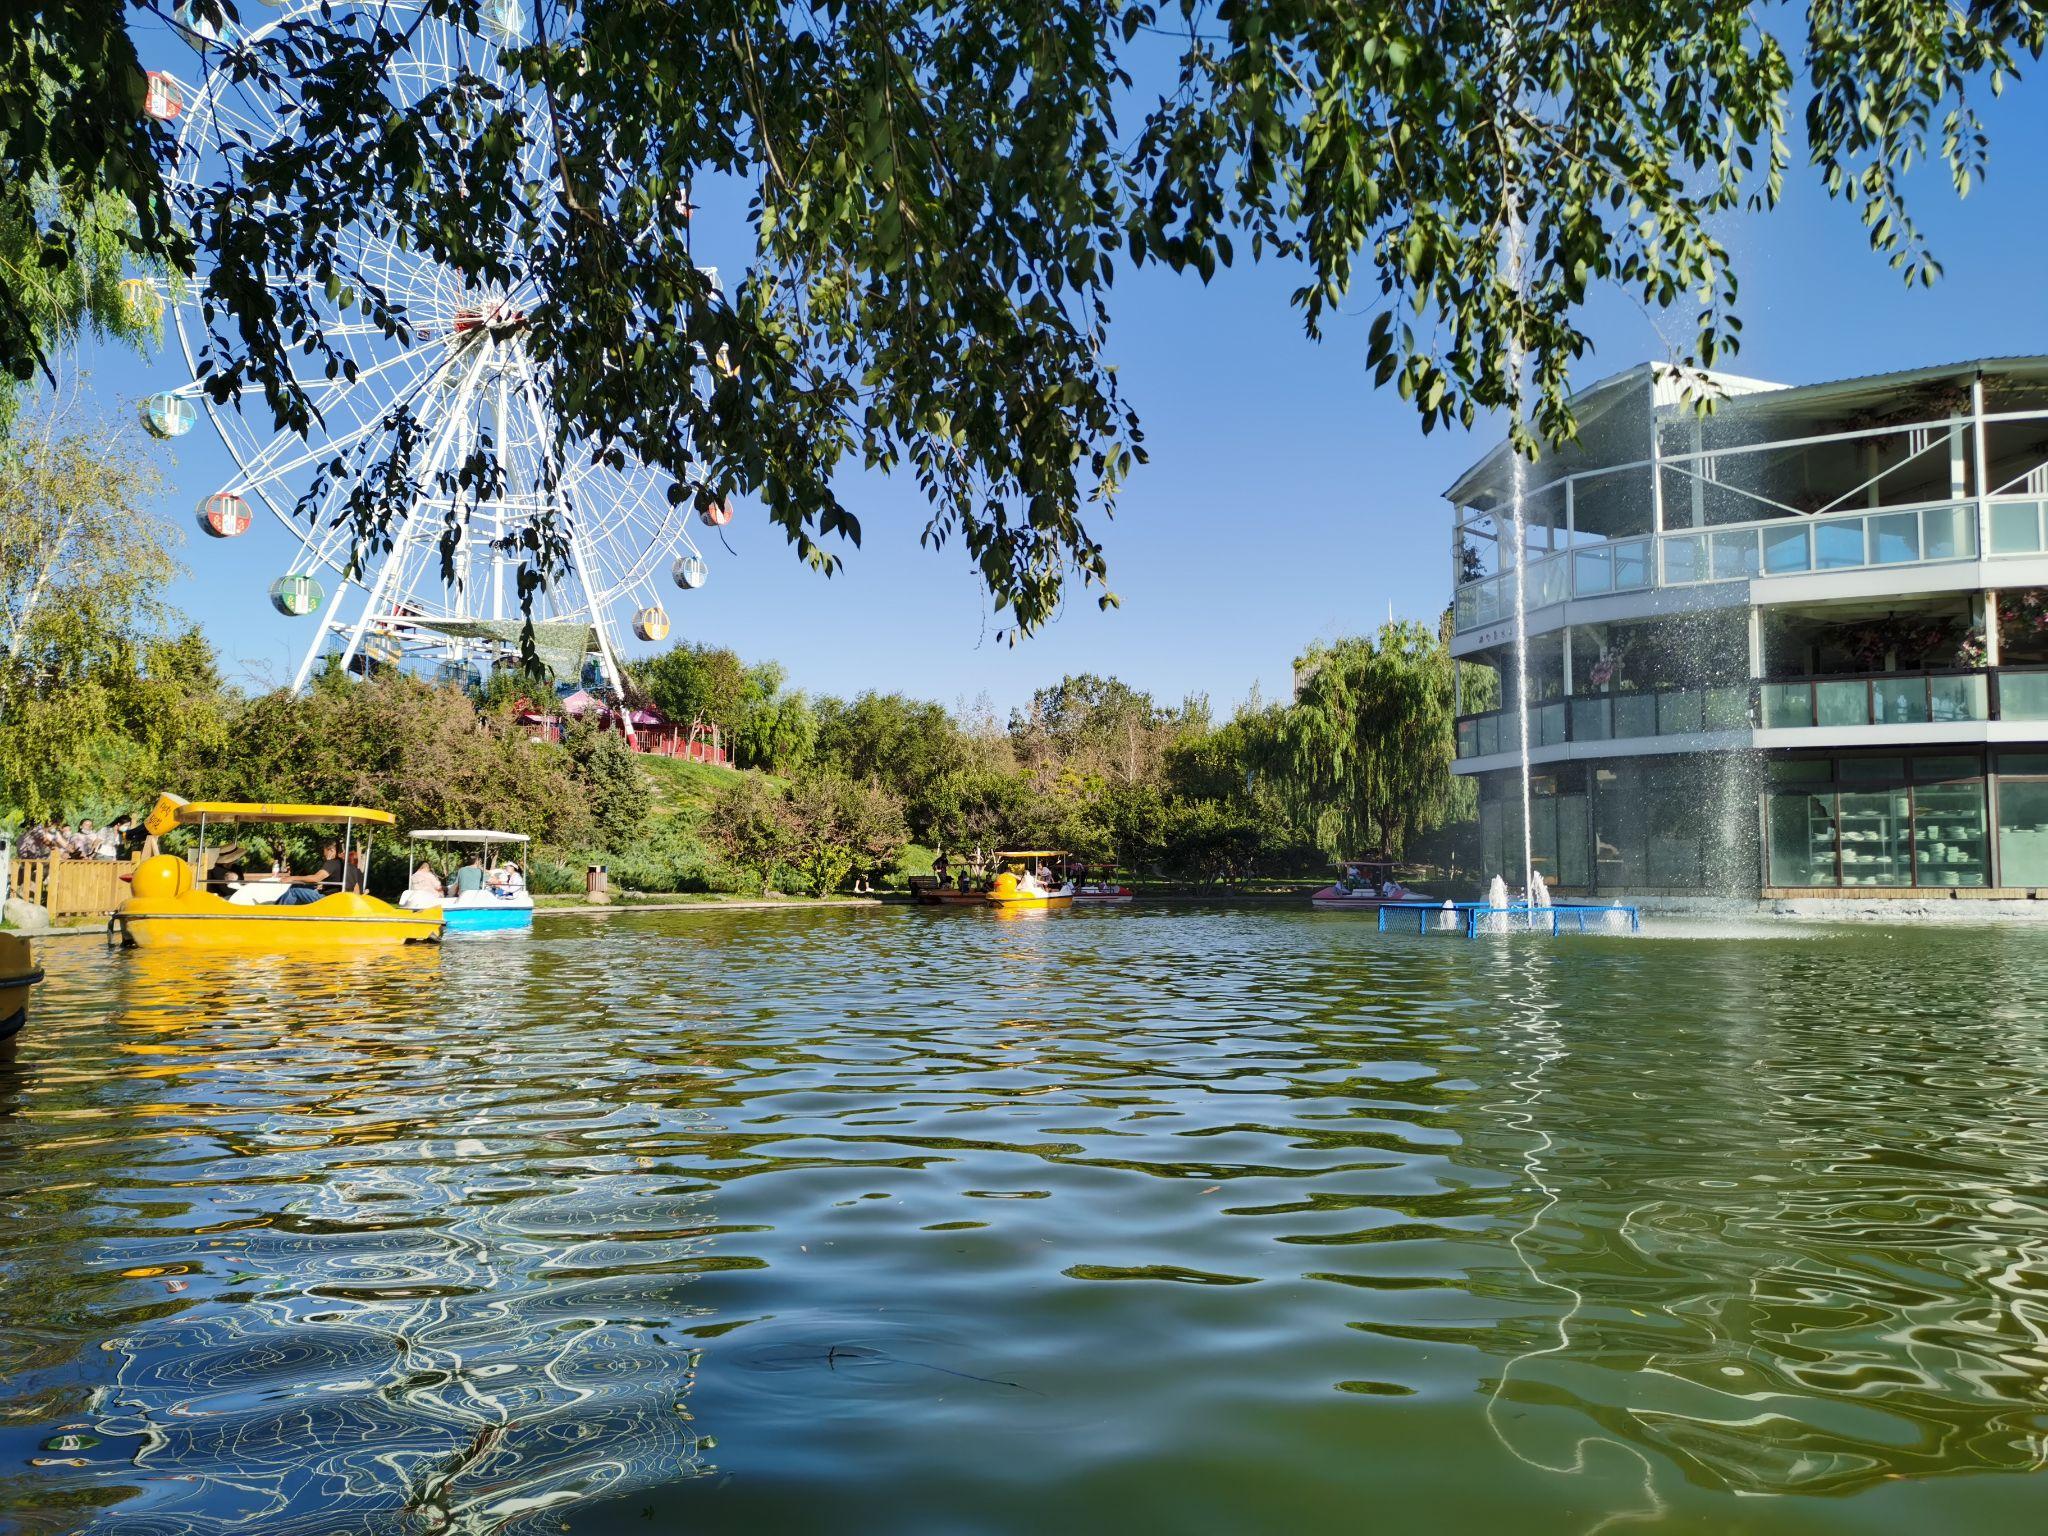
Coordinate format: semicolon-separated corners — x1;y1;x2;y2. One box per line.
4;907;2047;1534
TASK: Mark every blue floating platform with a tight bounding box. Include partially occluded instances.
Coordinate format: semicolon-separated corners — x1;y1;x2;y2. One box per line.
1376;901;1640;938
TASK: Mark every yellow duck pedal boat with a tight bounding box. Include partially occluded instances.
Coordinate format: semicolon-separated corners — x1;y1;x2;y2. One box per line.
116;856;443;947
983;856;1081;913
112;796;443;948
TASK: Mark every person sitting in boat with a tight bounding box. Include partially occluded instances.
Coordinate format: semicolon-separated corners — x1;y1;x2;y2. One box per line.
345;848;368;894
206;844;248;898
487;859;524;896
275;841;345;905
452;852;486;897
409;861;445;899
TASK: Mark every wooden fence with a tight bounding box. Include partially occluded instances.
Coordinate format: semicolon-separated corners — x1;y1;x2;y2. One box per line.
7;858;139;922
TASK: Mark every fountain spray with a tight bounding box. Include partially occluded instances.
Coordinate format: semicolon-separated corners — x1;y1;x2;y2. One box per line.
1497;20;1535;904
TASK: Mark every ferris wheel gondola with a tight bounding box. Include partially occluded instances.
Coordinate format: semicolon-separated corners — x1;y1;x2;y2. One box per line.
154;0;719;693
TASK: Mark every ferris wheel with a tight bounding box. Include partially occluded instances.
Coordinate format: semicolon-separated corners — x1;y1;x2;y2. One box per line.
134;0;723;695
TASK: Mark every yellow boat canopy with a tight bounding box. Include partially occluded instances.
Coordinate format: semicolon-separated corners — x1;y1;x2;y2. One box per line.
994;850;1069;859
145;794;397;836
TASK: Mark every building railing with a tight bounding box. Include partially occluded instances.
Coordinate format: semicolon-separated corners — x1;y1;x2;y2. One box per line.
1451;496;2048;635
1454;665;2048;759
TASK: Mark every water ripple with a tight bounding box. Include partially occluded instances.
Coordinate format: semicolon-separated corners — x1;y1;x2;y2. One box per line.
4;911;2048;1532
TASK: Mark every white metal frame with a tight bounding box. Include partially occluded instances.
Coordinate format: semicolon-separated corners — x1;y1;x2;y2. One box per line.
161;1;708;693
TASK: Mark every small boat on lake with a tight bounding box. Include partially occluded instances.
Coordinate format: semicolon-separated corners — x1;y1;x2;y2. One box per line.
1310;859;1430;912
0;934;41;1041
113;797;442;948
1073;864;1134;904
913;851;1077;909
400;829;533;933
913;880;987;906
985;851;1075;911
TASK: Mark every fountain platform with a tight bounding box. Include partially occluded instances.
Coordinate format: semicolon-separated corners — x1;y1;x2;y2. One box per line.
1377;901;1641;938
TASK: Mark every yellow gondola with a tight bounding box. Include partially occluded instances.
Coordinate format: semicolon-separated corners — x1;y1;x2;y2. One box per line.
113;796;442;949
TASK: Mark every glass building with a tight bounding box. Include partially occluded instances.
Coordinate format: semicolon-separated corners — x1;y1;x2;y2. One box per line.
1448;359;2048;897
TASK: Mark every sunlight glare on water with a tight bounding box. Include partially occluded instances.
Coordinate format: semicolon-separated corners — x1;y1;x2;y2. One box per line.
3;908;2048;1534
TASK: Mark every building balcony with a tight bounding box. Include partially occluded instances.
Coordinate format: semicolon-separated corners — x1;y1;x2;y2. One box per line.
1450;498;2040;641
1454;665;2048;768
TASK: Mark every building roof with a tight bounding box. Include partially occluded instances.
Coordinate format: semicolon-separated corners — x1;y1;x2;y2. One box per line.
1442;355;2048;508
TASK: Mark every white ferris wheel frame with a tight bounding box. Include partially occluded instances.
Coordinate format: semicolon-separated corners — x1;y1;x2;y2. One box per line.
159;0;707;695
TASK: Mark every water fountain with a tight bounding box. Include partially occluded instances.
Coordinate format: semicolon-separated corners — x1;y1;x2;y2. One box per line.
1498;40;1536;909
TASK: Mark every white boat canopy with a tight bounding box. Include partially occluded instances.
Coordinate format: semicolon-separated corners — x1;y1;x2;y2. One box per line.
409;829;531;844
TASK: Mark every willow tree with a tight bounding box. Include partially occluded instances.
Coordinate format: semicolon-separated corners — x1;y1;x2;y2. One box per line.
4;2;2039;616
0;185;163;432
0;405;207;820
1281;621;1457;859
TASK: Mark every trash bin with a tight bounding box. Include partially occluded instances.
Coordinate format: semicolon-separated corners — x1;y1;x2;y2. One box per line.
585;864;609;902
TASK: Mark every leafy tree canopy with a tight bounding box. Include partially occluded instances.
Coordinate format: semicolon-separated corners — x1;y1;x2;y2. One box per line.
4;1;2035;623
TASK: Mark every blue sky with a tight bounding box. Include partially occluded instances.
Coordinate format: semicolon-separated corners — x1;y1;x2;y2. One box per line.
89;19;2048;716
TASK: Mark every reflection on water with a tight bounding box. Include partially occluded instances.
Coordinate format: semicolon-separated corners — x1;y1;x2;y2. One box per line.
3;911;2047;1533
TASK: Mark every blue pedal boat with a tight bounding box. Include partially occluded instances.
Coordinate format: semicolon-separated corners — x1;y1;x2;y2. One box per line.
401;829;534;933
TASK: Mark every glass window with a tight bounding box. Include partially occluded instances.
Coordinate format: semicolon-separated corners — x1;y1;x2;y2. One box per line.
1914;755;1981;781
1647;788;1703;886
1457;718;1475;759
1557;796;1590;888
1872;676;1929;725
1837;789;1911;886
1663;534;1706;585
1999;671;2048;722
1930;674;1988;723
1768;792;1837;886
1998;753;2048;775
1914;781;1988;887
1572;696;1612;741
1530;798;1559;883
1770;758;1833;785
1480;795;1503;881
1612;541;1653;591
1762;683;1814;728
1814;518;1866;569
1703;686;1751;731
1574;546;1614;596
1712;529;1761;579
1815;679;1870;727
1762;524;1811;574
1923;504;1976;561
1997;778;2048;886
1613;693;1657;739
1594;767;1645;889
1839;756;1906;782
1658;689;1703;735
1536;702;1567;748
1990;501;2043;556
1868;512;1921;565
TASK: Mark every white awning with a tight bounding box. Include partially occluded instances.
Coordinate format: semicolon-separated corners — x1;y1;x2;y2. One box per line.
408;829;532;844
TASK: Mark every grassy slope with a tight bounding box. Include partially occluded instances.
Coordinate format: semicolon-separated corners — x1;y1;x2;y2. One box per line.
635;755;783;818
